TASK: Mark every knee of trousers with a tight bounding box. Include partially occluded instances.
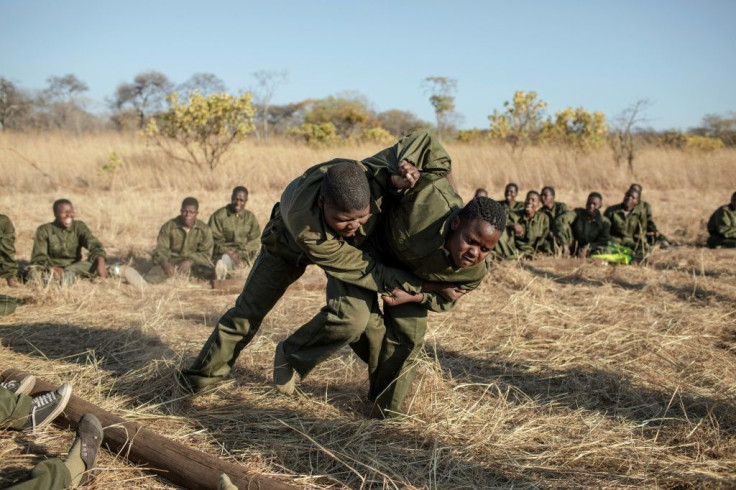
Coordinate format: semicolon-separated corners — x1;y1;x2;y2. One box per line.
323;305;372;343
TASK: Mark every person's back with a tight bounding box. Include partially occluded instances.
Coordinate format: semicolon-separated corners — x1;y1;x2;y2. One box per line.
0;214;19;286
706;192;736;248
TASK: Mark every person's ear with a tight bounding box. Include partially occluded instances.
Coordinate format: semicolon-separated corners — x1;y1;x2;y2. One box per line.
451;216;460;231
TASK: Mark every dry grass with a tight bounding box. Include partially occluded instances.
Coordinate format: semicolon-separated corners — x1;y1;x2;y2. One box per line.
0;132;734;488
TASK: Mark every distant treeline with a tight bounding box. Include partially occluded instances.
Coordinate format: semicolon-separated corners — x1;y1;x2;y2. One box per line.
1;72;734;153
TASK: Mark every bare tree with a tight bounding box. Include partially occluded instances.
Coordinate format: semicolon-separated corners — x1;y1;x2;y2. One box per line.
42;74;90;133
611;99;651;173
44;74;88;101
114;71;174;128
177;73;227;98
0;78;31;130
252;69;288;139
422;76;457;141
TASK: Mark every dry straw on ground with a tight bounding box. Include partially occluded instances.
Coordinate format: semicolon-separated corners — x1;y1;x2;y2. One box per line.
0;133;734;488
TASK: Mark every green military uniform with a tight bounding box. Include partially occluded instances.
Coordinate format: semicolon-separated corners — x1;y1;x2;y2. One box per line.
635;200;671;247
707;204;736;248
0;215;19;281
180;131;449;392
500;200;524;216
1;387;73;490
555;208;612;255
281;173;489;415
144;218;215;284
30;221;106;278
604;203;648;253
538;202;568;254
208;205;261;264
367;174;492;416
506;210;550;258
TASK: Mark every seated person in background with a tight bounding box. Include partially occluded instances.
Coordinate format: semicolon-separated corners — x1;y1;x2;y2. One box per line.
629;183;671;248
30;199;108;284
144;197;215;284
0;375;104;489
706;191;736;248
209;186;261;280
473;188;488;198
604;188;648;254
556;192;612;257
0;214;20;286
500;182;524;215
538;186;568;254
494;191;550;259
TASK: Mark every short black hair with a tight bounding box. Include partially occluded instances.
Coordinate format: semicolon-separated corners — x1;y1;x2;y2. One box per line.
526;190;540;201
53;198;72;215
459;197;506;231
630;183;642;194
541;186;555;197
232;186;248;197
474;188;488;197
731;191;736;201
588;192;602;202
181;197;199;210
320;162;370;211
505;182;519;193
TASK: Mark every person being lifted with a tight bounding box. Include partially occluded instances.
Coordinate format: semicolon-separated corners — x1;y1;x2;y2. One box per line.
179;131;453;394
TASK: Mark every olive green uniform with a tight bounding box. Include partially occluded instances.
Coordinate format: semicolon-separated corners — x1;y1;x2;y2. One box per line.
507;211;551;258
500;201;524;216
707;204;736;248
208;205;261;264
635;200;670;247
555;208;612;255
30;221;106;278
144;218;215;284
0;214;19;280
604;203;648;253
180;131;448;392
538;202;568;254
1;388;72;490
368;175;491;416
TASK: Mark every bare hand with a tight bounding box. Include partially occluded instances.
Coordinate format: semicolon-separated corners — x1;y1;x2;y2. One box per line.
96;257;108;279
423;281;467;302
390;160;420;190
177;260;193;275
382;288;422;307
561;245;571;258
6;277;19;287
227;251;242;267
51;266;65;280
162;261;176;277
578;248;589;259
513;224;524;237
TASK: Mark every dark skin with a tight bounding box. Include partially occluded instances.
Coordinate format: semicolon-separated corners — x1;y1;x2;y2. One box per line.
52;203;107;279
513;193;540;237
383;217;502;306
162;204;198;277
622;189;639;213
505;185;518;206
561;195;602;258
540;188;555;210
730;193;736;211
226;191;248;266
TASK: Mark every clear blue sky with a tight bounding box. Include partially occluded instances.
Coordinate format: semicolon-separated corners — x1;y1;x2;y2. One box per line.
2;0;734;131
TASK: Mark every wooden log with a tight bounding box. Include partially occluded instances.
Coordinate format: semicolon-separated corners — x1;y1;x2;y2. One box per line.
2;368;296;490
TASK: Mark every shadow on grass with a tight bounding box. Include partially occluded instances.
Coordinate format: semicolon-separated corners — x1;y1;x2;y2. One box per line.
430;346;736;434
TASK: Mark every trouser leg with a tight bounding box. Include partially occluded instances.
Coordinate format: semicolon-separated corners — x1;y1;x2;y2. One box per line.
64;260;95;278
179;247;305;392
6;459;72;490
283;276;379;378
0;387;32;430
371;302;428;417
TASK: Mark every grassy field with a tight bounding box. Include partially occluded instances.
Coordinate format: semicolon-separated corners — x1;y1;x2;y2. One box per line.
0;132;734;488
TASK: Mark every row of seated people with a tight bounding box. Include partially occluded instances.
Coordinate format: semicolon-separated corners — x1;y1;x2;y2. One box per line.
474;184;736;260
0;187;261;287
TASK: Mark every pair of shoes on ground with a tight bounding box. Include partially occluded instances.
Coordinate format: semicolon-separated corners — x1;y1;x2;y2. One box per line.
273;341;296;395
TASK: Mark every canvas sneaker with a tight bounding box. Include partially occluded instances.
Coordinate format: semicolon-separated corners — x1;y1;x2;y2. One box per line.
74;413;104;484
24;382;73;431
0;375;36;395
273;341;296;395
123;266;148;289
